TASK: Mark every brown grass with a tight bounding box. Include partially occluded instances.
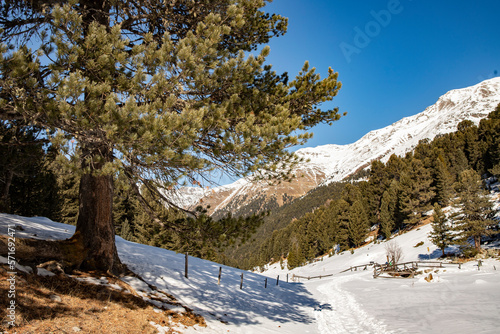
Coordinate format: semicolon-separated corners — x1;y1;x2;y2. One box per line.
0;265;205;333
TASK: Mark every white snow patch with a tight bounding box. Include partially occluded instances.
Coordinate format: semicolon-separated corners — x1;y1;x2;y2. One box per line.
1;213;500;334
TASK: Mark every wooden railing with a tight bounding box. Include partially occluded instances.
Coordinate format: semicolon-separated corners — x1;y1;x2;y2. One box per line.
291;260;457;281
372;261;450;278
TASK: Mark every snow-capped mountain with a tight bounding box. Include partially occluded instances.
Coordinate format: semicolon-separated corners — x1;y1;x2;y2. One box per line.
177;77;500;216
299;76;500;184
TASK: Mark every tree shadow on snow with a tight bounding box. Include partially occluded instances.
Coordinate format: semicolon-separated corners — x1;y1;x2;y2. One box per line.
128;259;321;327
418;249;444;260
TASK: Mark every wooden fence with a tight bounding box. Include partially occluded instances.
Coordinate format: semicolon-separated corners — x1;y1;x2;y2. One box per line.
291;260;460;281
372;261;457;278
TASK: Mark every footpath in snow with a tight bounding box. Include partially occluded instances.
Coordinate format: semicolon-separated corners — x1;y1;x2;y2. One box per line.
1;213;500;334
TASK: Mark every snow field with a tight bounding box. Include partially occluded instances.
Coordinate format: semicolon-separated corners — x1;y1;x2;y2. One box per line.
1;213;499;334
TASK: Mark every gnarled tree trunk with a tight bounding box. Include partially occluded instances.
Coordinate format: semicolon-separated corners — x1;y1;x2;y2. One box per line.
69;143;123;274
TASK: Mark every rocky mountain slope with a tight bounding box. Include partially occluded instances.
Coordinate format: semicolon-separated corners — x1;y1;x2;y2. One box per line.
175;77;500;217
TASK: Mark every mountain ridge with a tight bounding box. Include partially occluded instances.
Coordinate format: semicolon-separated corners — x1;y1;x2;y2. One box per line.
174;77;500;217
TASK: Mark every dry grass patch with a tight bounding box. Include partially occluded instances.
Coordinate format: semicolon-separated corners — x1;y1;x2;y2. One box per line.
0;265;205;333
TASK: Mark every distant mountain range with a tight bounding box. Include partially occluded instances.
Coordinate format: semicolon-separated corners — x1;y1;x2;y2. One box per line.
173;77;500;217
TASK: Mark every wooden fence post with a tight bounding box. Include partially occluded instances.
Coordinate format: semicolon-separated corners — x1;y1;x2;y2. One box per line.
185;252;188;279
265;278;267;288
218;267;222;285
286;274;288;283
240;273;244;289
276;275;279;286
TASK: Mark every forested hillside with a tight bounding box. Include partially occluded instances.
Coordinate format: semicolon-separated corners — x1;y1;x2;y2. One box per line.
240;104;500;269
2;104;499;270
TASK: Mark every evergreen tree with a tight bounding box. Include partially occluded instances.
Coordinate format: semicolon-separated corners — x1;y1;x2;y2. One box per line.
336;199;351;249
347;200;369;248
456;120;483;170
432;151;453;206
365;160;390;225
119;219;134;241
397;157;434;226
9;158;61;219
1;0;343;273
429;203;454;257
452;169;495;252
380;180;399;239
479;103;500;173
52;157;80;225
414;138;434;169
341;183;363;205
0;120;50;213
286;243;301;269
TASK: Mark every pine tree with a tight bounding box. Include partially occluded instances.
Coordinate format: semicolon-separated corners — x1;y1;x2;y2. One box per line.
1;0;343;273
347;200;369;248
380;180;399;239
119;219;133;241
480;103;500;173
287;234;306;269
341;183;363;206
54;162;80;226
432;151;453;206
452;169;495;252
365;160;390;225
0;120;50;213
429;203;454;257
335;199;351;249
398;157;434;226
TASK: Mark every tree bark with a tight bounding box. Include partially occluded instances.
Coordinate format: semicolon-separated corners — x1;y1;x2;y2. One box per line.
474;236;481;252
65;0;121;274
69;143;123;274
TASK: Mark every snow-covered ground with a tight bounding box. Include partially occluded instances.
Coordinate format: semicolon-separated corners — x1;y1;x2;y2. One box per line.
1;213;499;334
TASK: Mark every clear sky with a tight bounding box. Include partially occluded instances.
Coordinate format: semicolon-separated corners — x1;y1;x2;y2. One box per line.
261;0;500;148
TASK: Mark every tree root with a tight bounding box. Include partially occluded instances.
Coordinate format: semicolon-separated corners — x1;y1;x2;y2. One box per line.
0;234;128;275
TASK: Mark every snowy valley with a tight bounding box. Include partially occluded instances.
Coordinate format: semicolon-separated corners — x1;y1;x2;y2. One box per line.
1;211;499;334
176;77;500;218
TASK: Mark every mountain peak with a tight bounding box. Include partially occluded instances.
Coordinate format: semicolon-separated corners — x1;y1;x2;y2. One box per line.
175;78;500;215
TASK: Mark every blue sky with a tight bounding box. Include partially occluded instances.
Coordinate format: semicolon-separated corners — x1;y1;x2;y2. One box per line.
261;0;500;147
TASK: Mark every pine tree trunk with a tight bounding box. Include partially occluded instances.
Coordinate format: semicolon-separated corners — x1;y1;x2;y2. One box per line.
68;0;118;273
474;236;481;252
70;143;122;274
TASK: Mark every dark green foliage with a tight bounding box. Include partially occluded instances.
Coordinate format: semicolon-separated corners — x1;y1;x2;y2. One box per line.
219;180;348;269
1;0;344;272
9;160;60;219
244;103;500;269
480;104;500;173
380;180;399;239
365;160;391;226
432;151;453;206
397;156;435;226
347;200;369;247
451;169;496;251
429;203;454;256
0;120;61;220
54;158;80;226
